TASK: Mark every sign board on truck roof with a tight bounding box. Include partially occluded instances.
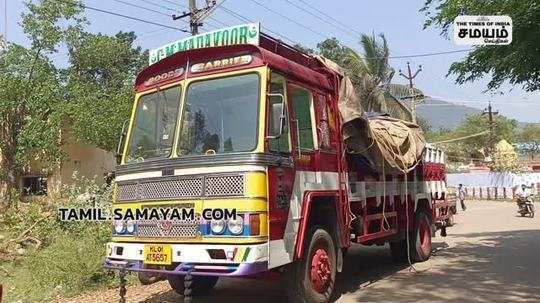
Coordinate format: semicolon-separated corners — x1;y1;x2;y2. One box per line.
149;23;260;66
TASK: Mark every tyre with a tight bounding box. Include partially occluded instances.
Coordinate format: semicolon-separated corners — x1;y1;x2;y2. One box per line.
167;275;218;296
138;272;163;285
286;227;337;303
410;212;432;262
445;213;455;227
389;240;408;263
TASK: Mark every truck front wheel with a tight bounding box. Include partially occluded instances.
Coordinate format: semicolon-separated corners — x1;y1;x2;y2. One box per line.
286;227;337;303
167;275;218;296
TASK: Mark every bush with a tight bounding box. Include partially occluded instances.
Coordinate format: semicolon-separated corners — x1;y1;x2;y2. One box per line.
4;228;115;302
0;172;118;302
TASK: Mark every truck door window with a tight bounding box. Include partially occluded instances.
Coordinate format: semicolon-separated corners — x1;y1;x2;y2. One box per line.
268;73;290;153
290;87;316;150
127;86;181;163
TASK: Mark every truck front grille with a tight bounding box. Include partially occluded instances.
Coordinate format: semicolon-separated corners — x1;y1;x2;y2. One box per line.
116;174;244;201
136;219;200;238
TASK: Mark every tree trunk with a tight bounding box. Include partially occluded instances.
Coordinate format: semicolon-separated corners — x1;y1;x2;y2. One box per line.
0;149;18;206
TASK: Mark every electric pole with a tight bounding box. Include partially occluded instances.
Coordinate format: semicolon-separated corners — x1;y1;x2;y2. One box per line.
172;0;219;36
188;0;200;35
398;62;422;124
482;101;499;157
2;0;6;44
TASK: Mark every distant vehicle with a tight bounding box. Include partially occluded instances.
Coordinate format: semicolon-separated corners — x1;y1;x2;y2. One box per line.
104;23;455;302
516;185;535;218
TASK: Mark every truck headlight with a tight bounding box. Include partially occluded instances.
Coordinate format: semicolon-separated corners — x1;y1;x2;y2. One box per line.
210;219;226;234
227;216;244;235
126;220;136;234
113;220;126;234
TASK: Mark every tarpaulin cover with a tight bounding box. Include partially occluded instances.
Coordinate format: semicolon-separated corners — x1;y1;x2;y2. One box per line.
315;56;426;174
344;116;426;174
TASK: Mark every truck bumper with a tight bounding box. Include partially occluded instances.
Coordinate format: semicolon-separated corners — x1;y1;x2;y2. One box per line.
104;242;269;277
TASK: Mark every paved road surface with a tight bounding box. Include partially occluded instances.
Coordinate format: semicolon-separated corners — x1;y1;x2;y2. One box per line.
57;201;540;303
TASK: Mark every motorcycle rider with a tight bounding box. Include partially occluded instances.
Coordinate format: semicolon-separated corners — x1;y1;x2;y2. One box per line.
515;184;532;214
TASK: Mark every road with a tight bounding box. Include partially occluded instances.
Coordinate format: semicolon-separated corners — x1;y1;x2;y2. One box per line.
57;201;540;303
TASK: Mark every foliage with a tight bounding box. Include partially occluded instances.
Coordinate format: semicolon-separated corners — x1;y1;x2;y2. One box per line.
431;113;518;167
515;124;540;157
417;117;432;136
5;229;115;302
64;31;148;151
1;0;147;203
489;140;521;172
316;35;406;117
518;124;540;143
0;174;116;302
421;0;540;91
316;38;351;69
293;43;314;54
0;44;64;201
0;0;84;203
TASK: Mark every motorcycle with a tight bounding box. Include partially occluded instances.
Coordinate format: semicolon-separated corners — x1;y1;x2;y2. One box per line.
517;195;535;218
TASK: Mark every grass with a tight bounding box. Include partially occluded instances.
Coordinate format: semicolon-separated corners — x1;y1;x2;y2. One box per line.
2;228;117;302
0;175;125;302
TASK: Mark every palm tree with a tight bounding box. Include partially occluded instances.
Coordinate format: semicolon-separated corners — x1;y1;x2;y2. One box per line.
343;33;391;112
344;33;418;121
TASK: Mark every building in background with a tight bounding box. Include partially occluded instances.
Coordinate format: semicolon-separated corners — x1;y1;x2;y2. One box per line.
7;131;116;199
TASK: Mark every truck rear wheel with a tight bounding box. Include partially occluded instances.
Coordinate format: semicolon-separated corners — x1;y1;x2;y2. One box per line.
167;275;218;296
389;240;408;263
411;212;432;262
286;227;337;303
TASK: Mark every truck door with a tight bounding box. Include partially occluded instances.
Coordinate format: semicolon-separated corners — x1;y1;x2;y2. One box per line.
266;73;296;268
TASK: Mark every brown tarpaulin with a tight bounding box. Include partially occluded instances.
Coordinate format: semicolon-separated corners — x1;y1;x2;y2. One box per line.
316;56;426;174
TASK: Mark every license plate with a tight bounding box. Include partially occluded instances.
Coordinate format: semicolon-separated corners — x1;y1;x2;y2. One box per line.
143;244;172;265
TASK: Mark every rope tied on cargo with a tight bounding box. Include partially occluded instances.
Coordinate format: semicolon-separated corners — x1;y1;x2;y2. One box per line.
381;161;391;232
404;172;431;275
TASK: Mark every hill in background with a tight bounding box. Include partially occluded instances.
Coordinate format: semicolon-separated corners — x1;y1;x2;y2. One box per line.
415;97;482;129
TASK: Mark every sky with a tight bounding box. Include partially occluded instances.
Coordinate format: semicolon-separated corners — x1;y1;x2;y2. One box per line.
3;0;539;123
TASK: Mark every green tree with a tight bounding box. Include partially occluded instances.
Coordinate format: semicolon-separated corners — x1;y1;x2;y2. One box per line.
439;113;517;159
64;31;148;151
293;43;314;54
0;0;146;204
317;34;404;116
421;0;540;91
518;124;540;143
516;124;540;159
317;38;351;68
0;0;83;204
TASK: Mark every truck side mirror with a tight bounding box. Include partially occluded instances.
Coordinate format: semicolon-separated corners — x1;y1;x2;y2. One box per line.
267;93;286;139
116;120;129;164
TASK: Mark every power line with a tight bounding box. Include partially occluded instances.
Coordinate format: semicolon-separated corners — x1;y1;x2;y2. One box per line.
55;0;189;32
247;0;327;39
281;0;358;39
296;0;362;36
111;0;171;17
218;5;296;44
131;0;178;13
432;131;489;144
388;49;471;59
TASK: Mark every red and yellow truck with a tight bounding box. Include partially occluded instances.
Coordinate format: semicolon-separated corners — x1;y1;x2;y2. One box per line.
105;23;454;302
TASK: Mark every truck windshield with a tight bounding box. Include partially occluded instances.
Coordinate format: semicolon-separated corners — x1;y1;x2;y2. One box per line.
178;73;260;156
126;86;181;163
